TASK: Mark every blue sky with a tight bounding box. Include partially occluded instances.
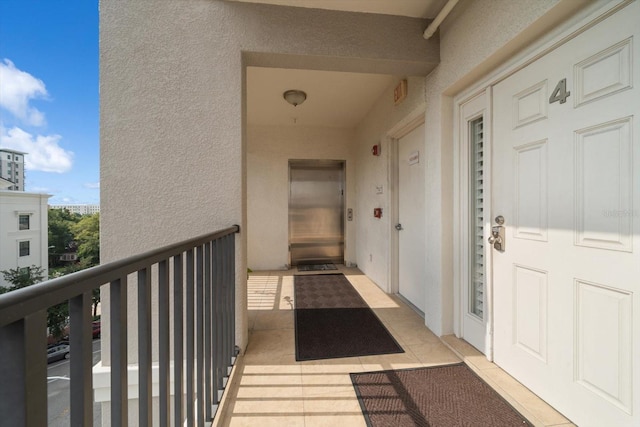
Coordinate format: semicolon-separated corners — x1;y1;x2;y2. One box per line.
0;1;99;204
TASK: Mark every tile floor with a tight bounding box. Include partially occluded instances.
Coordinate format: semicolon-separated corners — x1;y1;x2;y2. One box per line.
215;265;574;427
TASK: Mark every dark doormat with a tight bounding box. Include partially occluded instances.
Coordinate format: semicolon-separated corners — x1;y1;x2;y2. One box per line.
294;274;403;361
297;263;338;272
350;363;532;427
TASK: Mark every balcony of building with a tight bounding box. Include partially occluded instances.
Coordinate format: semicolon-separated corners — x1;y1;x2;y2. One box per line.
0;229;572;426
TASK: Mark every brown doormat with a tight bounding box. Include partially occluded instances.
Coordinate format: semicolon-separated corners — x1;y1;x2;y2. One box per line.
350;363;532;427
294;274;403;361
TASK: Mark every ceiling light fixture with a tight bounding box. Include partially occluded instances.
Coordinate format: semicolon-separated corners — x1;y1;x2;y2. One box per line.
283;90;307;107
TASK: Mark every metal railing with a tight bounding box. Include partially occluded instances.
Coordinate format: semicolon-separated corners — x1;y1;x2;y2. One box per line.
0;225;240;426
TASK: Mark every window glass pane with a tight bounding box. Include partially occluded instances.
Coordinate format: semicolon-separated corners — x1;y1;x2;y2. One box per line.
469;117;484;319
19;215;30;230
19;241;30;257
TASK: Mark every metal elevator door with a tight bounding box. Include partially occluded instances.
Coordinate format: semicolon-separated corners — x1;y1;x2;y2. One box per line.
289;160;344;266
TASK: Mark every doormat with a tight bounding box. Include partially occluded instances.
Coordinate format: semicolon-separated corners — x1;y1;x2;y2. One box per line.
297;263;337;271
294;274;403;361
351;363;532;427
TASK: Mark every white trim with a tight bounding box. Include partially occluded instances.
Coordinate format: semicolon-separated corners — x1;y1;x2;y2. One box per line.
453;90;492;357
386;103;426;295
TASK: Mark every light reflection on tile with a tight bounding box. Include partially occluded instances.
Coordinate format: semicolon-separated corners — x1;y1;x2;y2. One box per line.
218;266;572;426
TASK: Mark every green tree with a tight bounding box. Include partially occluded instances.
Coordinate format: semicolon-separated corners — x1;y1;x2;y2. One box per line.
48;208;81;268
0;265;69;340
72;213;100;267
0;265;45;294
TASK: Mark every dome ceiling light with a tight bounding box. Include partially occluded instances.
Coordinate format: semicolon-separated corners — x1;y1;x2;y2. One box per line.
283;90;307;107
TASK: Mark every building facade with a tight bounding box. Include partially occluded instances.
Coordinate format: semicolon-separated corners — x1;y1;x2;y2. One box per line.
0;190;50;288
100;1;640;425
50;204;100;215
0;148;26;191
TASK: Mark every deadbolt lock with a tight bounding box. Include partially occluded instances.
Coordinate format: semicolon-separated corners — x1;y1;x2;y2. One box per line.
488;216;505;251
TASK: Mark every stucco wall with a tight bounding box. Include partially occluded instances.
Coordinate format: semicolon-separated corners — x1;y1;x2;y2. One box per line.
100;0;438;366
247;125;356;271
354;77;426;290
100;0;594;362
352;0;595;335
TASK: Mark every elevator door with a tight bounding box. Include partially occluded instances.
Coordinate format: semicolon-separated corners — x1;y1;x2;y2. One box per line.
289;160;344;266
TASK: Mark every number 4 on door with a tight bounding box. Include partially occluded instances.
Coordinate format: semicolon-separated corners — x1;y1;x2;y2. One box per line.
549;78;570;104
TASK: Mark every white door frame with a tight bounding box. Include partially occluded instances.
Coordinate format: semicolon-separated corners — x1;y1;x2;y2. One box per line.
451;0;630;360
386;105;426;296
453;88;494;358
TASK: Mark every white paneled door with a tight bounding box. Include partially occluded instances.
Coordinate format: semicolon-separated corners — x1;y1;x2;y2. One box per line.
492;3;639;426
398;122;426;313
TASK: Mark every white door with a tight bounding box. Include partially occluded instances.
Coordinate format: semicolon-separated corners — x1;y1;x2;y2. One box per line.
492;3;639;426
397;123;426;313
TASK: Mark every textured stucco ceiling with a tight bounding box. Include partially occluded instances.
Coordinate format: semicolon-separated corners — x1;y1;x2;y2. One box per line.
241;0;443;128
227;0;449;18
247;67;395;128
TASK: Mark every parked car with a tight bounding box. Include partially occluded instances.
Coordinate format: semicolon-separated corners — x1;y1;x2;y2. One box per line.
47;344;70;363
92;320;101;338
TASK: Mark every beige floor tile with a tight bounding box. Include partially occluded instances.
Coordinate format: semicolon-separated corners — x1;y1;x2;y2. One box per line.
302;384;359;398
387;322;441;346
301;371;359;386
245;329;295;356
407;342;461;366
251;310;294;330
304;414;367;427
222;267;574;427
358;351;423;372
226;414;306;427
482;367;572;426
300;360;363;375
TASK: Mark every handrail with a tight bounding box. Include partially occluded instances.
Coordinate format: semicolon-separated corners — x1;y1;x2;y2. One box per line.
0;225;240;327
0;224;241;427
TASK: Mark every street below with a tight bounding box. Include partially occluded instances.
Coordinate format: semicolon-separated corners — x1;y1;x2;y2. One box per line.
47;338;102;426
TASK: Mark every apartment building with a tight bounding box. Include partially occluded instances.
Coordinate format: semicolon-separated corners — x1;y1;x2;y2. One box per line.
50;204;100;215
0;189;50;288
0;148;26;191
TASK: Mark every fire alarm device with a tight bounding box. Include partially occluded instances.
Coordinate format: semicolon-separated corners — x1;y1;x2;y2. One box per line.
374;208;382;218
372;144;380;156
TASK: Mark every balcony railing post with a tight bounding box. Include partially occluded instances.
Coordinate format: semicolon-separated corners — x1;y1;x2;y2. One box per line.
186;249;195;425
70;291;94;427
110;276;128;427
213;238;224;401
137;268;152;427
204;241;213;420
0;311;47;426
173;253;184;427
229;232;236;362
158;259;171;427
196;245;205;425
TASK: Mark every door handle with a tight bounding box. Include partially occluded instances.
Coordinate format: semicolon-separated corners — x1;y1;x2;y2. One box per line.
395;223;403;231
488;216;505;251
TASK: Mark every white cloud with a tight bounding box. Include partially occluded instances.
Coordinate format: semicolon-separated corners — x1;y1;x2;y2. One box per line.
0;59;48;126
84;182;100;189
1;126;73;173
